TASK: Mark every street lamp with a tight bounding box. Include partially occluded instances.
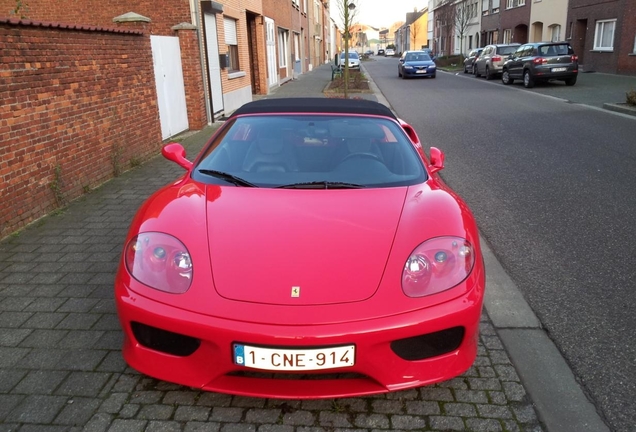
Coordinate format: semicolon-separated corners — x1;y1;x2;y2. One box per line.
343;0;356;98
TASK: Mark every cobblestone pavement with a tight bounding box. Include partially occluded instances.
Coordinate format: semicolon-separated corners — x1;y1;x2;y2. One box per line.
0;64;544;431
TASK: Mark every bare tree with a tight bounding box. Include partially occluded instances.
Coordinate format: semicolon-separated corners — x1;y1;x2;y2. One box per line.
411;20;421;50
335;0;359;33
435;0;456;57
335;0;360;98
454;0;471;55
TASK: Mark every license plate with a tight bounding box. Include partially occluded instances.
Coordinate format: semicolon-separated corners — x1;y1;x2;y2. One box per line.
416;70;426;74
551;67;567;72
233;343;355;371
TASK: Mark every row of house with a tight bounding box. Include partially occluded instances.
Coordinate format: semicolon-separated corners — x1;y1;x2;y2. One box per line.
388;0;635;75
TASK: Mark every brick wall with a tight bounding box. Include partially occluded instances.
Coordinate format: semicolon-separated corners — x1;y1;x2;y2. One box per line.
617;0;636;75
0;20;162;239
177;27;207;128
0;0;209;129
0;0;191;34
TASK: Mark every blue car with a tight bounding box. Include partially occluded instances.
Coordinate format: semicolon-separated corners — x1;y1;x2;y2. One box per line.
398;51;436;79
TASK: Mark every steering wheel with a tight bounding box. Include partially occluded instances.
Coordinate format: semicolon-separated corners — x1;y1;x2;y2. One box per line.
339;152;383;164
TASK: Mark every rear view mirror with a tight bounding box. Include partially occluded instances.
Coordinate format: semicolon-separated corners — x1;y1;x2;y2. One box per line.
162;143;193;171
429;147;445;174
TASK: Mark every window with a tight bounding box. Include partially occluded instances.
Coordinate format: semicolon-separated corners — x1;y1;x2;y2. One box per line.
567;22;573;40
507;0;514;8
482;0;489;15
294;33;300;62
278;29;289;67
503;29;512;44
633;35;636;53
549;25;561;42
518;0;525;5
594;19;616;51
224;18;240;72
521;45;534;56
492;0;500;13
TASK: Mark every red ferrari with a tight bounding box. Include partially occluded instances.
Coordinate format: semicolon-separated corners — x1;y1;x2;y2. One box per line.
115;98;485;399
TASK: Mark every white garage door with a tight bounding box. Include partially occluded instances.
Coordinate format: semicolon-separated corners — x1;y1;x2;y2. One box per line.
151;35;189;140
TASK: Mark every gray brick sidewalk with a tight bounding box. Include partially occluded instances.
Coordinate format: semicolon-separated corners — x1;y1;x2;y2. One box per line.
0;62;544;431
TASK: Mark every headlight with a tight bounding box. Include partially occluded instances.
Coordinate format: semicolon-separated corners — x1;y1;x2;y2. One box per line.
429;65;436;69
402;237;474;298
125;232;193;294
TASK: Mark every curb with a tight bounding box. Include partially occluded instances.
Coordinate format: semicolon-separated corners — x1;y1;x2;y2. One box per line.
603;102;636;117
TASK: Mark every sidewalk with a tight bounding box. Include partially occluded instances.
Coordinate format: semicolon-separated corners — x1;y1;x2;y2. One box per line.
254;62;379;102
0;62;584;432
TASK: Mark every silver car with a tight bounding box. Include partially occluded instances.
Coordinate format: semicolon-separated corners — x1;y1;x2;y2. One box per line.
474;44;520;80
338;51;360;70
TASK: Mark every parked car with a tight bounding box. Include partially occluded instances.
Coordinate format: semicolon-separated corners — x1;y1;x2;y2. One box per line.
398;50;436;79
385;48;395;56
463;48;483;74
115;97;485;399
377;49;385;56
420;48;436;60
502;42;579;88
474;44;520;79
337;51;361;70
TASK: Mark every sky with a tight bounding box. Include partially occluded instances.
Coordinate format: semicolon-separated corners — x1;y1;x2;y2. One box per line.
330;0;423;29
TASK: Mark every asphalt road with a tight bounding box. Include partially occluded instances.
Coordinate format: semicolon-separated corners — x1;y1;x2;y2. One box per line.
363;56;636;432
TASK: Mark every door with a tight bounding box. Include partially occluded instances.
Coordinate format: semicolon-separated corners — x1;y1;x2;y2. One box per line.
265;17;278;88
151;36;189;140
508;45;528;79
294;32;302;76
204;12;224;116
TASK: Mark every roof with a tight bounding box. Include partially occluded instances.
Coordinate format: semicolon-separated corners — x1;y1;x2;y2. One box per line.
231;98;397;120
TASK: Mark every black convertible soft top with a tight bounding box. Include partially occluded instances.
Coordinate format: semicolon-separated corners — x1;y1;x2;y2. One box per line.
231;97;397;120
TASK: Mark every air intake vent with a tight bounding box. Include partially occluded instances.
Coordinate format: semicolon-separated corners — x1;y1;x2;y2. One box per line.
391;327;465;360
131;322;201;356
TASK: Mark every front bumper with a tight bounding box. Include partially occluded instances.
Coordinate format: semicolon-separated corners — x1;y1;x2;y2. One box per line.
116;283;483;399
402;67;436;78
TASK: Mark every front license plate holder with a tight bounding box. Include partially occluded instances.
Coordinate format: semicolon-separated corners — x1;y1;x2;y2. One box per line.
233;343;355;371
416;70;426;74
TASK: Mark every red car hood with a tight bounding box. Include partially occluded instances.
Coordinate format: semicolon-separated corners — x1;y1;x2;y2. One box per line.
207;186;407;305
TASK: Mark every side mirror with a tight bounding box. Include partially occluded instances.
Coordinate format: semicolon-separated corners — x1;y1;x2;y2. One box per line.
162;143;193;171
399;59;404;63
428;147;445;174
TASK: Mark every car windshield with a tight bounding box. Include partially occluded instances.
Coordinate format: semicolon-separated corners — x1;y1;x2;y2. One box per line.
341;52;359;59
539;44;572;56
405;53;431;62
194;115;426;188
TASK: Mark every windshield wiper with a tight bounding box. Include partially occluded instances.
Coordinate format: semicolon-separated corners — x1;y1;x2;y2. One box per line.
276;181;365;189
198;169;257;187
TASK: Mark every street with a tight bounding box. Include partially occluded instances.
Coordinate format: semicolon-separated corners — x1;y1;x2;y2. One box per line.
363;56;636;432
